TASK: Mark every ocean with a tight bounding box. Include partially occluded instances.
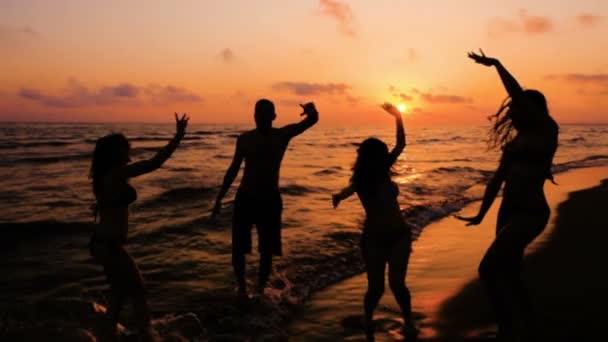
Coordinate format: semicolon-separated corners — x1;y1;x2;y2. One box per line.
1;122;607;339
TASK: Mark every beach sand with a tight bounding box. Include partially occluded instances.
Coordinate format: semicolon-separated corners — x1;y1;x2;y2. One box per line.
288;166;608;341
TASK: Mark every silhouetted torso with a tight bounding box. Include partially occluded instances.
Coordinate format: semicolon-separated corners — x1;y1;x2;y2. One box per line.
499;123;558;224
238;128;291;194
357;179;408;236
95;172;136;242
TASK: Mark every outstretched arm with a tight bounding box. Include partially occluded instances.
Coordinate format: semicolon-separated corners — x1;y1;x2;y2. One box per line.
468;50;524;99
116;113;188;179
332;184;355;208
211;137;244;217
381;103;406;166
455;154;508;226
280;102;319;140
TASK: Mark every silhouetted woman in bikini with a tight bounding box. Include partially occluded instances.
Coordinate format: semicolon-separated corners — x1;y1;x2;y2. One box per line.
456;50;558;341
89;113;188;340
333;103;417;341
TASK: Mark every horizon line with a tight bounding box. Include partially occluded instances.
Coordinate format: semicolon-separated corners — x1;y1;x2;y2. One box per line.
1;120;607;126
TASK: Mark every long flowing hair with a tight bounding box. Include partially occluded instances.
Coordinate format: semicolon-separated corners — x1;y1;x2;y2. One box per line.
487;89;559;181
89;133;129;199
351;137;391;194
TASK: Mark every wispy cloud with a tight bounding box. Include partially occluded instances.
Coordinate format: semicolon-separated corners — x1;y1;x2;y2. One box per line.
318;0;357;37
545;73;608;83
488;10;553;37
0;25;40;41
272;81;351;96
388;85;414;102
545;73;608;95
420;91;472;104
219;48;236;63
18;79;202;107
144;85;203;104
575;13;604;28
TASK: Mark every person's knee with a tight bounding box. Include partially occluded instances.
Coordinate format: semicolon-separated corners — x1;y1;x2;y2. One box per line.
260;253;273;263
388;278;408;295
478;252;500;280
232;252;245;264
366;281;385;298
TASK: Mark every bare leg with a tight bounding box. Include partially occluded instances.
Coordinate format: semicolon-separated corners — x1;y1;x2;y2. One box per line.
362;240;387;341
258;253;273;294
119;248;153;339
480;214;546;341
388;238;417;337
232;252;247;296
106;292;125;336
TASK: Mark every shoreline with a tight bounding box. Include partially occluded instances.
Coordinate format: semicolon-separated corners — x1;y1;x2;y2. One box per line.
1;166;606;341
288;166;608;341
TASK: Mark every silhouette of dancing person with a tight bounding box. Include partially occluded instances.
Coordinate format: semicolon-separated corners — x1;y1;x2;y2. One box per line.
212;99;319;299
456;50;558;341
89;113;189;340
333;103;417;341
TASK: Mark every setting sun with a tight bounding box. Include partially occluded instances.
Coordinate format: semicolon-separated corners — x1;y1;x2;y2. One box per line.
397;104;407;113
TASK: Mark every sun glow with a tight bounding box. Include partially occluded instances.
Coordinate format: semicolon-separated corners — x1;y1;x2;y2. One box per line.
397;104;407;113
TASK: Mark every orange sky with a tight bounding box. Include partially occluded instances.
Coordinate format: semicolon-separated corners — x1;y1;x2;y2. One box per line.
1;0;607;125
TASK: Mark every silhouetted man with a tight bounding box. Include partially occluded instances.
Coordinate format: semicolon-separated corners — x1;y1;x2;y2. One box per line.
211;99;319;298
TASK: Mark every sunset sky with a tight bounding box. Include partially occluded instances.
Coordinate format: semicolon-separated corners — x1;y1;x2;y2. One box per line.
1;0;607;125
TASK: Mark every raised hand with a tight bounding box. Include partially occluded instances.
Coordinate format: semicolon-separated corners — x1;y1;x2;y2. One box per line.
381;102;401;118
300;102;318;116
174;112;189;135
454;214;482;227
467;49;497;67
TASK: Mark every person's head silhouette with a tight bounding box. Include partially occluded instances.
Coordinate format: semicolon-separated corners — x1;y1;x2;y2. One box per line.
254;99;276;130
90;133;131;195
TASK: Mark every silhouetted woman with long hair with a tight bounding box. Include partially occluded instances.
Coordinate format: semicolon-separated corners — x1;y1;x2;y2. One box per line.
89;113;188;340
333;103;416;341
456;51;558;341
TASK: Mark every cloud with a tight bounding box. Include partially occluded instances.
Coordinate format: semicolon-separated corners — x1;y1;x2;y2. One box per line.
318;0;357;37
406;48;418;62
0;25;40;42
545;73;608;83
576;13;604;28
488;10;553;37
18;79;202;107
545;73;608;95
388;87;413;102
143;85;203;103
393;48;419;65
272;81;351;96
219;48;236;63
398;93;413;102
420;91;472;104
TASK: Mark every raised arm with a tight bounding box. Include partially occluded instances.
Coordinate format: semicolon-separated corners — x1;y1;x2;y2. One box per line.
381;103;406;166
455;153;509;226
332;183;355;208
280;102;319;140
211;136;244;218
116;113;188;179
468;50;524;99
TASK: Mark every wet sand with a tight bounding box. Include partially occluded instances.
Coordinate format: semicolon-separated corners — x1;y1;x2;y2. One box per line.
288;166;608;341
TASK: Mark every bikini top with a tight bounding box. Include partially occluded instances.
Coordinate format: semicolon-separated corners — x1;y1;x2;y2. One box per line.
91;182;137;221
97;183;137;208
503;130;557;182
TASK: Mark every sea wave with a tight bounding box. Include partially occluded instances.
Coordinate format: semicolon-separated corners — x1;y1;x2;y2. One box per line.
0;140;74;149
135;186;217;210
